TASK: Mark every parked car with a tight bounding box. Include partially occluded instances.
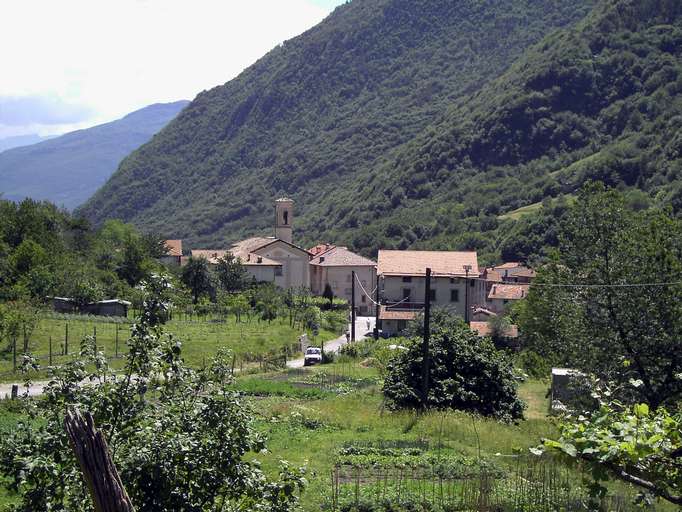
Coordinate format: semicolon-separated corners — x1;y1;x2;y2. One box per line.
303;347;322;366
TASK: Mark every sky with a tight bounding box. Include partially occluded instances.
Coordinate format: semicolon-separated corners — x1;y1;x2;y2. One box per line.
0;0;346;139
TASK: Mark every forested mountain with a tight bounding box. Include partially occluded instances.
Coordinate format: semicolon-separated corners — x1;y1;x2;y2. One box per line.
78;0;682;264
0;101;188;210
77;0;595;249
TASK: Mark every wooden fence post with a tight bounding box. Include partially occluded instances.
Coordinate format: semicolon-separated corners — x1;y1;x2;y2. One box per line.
64;408;135;512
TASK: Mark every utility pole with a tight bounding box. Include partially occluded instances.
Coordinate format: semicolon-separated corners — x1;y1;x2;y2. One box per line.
421;268;432;408
463;264;472;324
374;276;380;340
351;271;356;342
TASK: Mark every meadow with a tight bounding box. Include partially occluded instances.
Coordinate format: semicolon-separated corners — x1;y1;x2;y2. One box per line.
0;312;339;382
239;362;668;511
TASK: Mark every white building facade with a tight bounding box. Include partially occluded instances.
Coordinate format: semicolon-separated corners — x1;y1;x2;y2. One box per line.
309;246;377;315
377;250;479;336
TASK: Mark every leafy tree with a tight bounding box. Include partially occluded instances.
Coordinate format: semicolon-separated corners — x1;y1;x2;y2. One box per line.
181;257;214;304
537;392;682;506
116;238;147;286
215;252;250;293
254;284;281;323
383;310;524;421
225;294;250;323
0;301;39;352
488;314;514;345
0;278;306;511
518;184;682;408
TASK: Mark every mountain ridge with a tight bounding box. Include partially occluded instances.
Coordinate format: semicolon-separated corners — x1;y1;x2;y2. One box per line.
0;100;189;209
77;0;596;248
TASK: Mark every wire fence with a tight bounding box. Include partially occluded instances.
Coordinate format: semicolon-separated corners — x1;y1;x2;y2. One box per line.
328;454;644;512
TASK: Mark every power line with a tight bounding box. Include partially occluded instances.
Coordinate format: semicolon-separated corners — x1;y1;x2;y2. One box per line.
354;274;384;306
393;270;682;289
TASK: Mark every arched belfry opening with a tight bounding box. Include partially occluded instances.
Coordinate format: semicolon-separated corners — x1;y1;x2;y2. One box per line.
275;198;294;244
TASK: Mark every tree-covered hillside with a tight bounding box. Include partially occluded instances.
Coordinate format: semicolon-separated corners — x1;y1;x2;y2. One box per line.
77;0;596;252
343;0;682;261
0;101;188;210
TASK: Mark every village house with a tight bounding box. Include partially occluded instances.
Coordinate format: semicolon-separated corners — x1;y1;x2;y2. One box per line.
309;244;377;315
376;250;479;336
161;239;183;266
486;283;529;314
493;262;536;283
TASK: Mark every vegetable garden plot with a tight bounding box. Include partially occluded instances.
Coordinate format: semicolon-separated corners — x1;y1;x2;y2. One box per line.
327;446;646;512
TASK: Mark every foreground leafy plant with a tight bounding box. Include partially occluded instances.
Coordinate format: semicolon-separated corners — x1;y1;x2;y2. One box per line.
537;400;682;506
0;276;305;511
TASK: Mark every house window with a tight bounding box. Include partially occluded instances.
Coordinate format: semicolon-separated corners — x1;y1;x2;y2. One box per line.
397;320;407;331
450;289;459;302
402;288;411;300
429;289;436;301
470;280;476;287
283;211;289;225
402;276;412;283
450;278;455;284
274;267;283;277
361;295;366;303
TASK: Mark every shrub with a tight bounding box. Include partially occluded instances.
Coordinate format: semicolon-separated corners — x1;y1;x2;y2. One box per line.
516;350;551;380
383;311;524;421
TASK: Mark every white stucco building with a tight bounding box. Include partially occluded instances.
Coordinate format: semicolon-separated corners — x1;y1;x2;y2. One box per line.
309;245;377;315
376;250;479;336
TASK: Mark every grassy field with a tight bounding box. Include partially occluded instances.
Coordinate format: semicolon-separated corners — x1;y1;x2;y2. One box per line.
240;362;668;511
0;357;670;510
0;313;339;382
248;364;556;510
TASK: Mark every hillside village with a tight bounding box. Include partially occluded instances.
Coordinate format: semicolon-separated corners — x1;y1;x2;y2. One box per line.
164;198;535;338
2;0;682;510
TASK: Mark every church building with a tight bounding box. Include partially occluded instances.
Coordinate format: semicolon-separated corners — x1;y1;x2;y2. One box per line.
226;198;311;289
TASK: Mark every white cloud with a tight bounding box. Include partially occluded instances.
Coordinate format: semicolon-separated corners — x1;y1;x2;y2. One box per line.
1;0;337;136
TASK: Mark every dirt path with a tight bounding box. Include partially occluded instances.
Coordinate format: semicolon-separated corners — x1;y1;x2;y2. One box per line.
286;316;376;368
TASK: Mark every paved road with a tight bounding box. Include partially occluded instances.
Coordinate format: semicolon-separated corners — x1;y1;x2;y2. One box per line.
0;316;378;397
287;315;376;368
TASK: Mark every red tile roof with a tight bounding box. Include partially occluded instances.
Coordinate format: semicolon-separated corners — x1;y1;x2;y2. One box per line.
469;321;518;338
495;262;522;269
310;246;376;267
192;246;281;267
190;249;228;264
482;268;503;282
379;306;417;321
164;239;183;257
377;250;478;277
488;284;529;300
308;243;336;257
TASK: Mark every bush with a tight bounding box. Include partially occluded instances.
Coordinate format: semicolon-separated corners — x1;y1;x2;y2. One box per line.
516;350;551;379
382;311;524;421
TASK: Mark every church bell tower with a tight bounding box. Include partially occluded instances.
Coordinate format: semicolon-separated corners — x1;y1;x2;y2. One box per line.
275;198;293;244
